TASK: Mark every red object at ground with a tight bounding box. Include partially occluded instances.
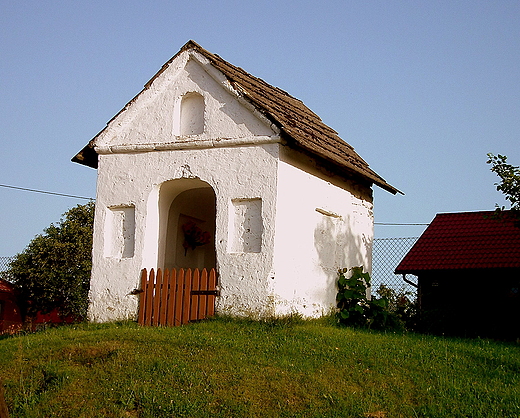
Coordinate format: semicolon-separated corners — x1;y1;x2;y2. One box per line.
1;279;77;334
0;279;22;335
33;310;76;326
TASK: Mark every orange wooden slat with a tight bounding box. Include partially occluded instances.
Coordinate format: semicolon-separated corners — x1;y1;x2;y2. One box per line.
152;269;163;326
145;269;155;326
166;268;176;326
198;268;209;319
138;268;148;325
182;269;193;325
174;269;185;326
207;268;217;318
190;269;200;321
159;269;170;326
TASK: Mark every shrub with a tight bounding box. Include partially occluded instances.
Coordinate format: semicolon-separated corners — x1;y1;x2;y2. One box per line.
376;284;418;331
7;202;94;321
336;267;410;331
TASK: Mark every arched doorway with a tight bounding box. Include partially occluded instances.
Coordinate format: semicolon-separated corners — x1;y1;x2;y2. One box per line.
157;179;216;271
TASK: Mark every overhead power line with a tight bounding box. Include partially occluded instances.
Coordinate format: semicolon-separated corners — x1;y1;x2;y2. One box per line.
0;184;94;201
0;183;428;224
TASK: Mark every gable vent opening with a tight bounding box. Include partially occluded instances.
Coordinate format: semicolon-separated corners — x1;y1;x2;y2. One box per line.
179;92;204;136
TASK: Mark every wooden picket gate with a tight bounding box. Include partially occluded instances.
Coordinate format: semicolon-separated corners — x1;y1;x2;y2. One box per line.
138;268;218;327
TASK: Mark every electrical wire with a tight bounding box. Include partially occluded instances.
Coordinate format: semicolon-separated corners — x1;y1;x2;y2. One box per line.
0;183;429;224
0;184;94;200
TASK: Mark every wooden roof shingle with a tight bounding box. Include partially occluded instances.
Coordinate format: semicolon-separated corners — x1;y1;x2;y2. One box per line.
73;40;400;194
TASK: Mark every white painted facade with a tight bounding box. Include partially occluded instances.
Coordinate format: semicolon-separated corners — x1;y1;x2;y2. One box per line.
85;47;375;322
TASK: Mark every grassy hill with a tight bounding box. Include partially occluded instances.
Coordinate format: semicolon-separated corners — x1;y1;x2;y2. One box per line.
0;317;519;417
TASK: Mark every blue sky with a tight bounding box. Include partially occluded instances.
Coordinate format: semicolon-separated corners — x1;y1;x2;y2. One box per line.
1;1;519;256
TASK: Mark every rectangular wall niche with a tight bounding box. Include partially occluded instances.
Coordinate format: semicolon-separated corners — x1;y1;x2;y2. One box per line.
229;198;263;253
104;205;136;259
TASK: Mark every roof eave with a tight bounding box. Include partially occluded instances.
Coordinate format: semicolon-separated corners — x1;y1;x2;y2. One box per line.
283;135;402;195
71;142;98;169
396;265;520;274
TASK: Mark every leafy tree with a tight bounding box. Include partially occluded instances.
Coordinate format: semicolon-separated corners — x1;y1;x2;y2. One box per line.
487;153;520;213
7;201;94;321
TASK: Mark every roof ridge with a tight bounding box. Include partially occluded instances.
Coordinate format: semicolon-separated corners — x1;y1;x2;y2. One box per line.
72;41;401;194
187;42;398;193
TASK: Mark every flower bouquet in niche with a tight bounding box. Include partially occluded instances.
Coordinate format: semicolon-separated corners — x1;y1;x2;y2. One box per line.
182;220;211;255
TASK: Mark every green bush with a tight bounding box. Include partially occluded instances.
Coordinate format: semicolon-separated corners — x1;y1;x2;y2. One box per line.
377;284;418;331
336;267;413;331
7;202;94;321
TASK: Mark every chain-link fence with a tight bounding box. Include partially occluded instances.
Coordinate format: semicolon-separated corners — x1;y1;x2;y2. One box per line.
0;256;15;281
0;256;14;272
2;238;418;294
372;237;419;298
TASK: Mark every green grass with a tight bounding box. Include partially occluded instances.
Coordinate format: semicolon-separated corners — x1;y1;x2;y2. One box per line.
0;317;519;417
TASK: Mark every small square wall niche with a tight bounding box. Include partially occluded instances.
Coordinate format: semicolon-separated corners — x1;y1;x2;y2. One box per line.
103;205;136;259
229;198;263;253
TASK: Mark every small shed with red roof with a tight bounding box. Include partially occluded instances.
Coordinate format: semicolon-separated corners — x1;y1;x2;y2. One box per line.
0;279;22;334
395;211;520;339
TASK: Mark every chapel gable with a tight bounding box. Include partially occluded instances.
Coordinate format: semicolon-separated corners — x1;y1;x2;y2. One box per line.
89;53;277;152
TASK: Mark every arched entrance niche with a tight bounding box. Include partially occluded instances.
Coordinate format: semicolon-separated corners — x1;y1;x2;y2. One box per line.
158;179;216;270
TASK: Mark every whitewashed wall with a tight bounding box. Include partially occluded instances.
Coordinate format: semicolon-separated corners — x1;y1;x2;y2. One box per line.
87;47;375;322
89;144;280;322
272;147;374;317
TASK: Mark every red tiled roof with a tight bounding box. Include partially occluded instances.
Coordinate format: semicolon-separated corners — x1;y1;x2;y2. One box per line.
0;279;15;293
395;211;520;273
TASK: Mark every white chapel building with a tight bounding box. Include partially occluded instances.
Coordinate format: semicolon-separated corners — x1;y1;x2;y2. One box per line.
73;40;400;322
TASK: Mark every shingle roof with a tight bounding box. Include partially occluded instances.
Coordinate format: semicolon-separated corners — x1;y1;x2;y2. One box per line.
72;41;400;195
395;211;520;273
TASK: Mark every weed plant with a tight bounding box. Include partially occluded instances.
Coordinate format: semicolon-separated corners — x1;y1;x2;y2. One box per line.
336;267;416;331
0;318;519;417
